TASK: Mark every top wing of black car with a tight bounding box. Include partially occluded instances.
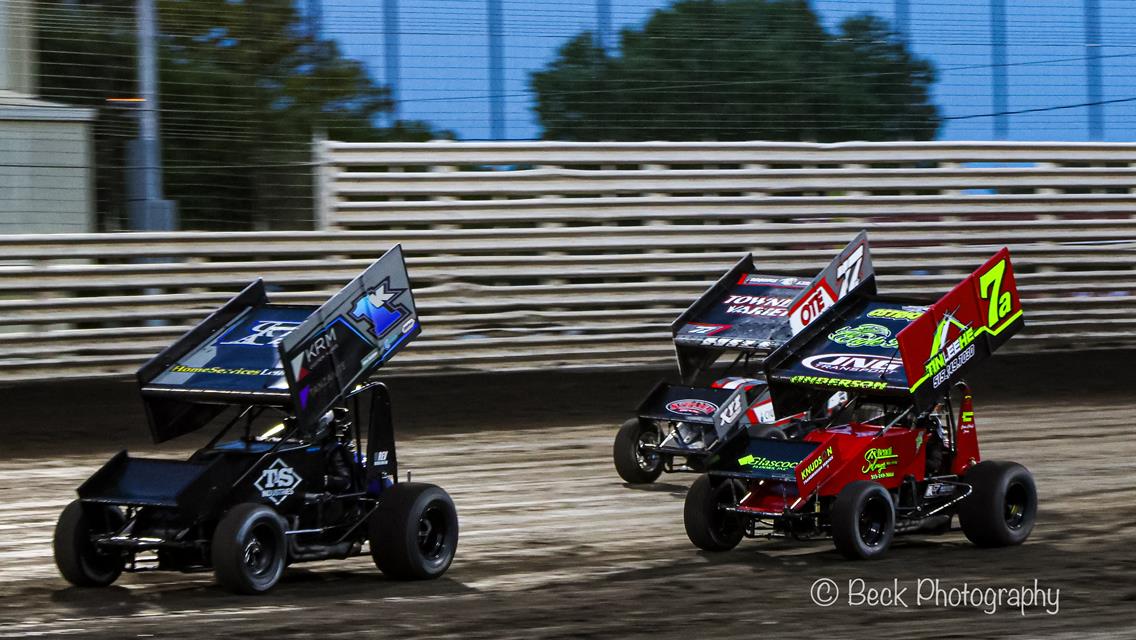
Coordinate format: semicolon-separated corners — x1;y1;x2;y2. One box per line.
137;245;420;443
764;247;1024;415
278;245;421;430
671;232;875;381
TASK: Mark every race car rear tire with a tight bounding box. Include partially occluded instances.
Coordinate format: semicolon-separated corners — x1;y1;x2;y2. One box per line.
53;500;126;587
750;424;788;440
370;482;458;580
684;474;744;552
613;418;663;484
958;461;1037;548
211;503;288;594
831;481;896;560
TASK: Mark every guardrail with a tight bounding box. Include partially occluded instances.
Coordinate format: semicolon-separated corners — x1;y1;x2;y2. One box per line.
2;141;1134;382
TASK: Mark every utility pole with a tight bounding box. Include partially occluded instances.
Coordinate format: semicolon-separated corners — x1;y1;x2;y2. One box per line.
1084;0;1103;140
307;0;322;38
487;0;505;139
131;0;175;230
596;0;612;52
893;0;909;40
384;0;401;123
990;0;1008;139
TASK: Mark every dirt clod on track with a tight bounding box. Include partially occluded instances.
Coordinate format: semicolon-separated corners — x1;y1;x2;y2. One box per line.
1;357;1134;638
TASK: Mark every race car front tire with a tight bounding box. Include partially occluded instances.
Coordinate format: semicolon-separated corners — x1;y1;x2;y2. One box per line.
613;418;663;484
684;474;744;552
53;500;126;587
831;481;896;560
958;460;1037;547
370;482;458;580
211;503;288;594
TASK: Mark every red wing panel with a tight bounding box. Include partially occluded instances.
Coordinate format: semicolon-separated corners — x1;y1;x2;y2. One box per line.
897;248;1024;409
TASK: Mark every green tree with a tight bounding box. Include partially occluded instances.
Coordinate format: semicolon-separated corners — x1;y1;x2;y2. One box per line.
36;0;445;230
531;0;939;141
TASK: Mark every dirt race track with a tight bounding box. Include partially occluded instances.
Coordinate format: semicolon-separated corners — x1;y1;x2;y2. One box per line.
0;360;1135;639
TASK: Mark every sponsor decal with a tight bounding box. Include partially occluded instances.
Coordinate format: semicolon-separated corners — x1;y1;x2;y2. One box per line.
254;458;302;505
932;343;975;389
867;307;925;321
789;375;889;390
666;399;718;416
723;295;792;317
168;364;283;377
862;447;899;480
289;324;340;385
219;320;301;347
685;322;731;336
789;280;837;334
924;482;956;498
800;445;835;485
718;394;745;424
350;278;411;340
829;323;899;349
915;431;925;452
802;353;902;376
739;274;808;287
924;313;978;390
699;336;770;350
738;454;797;472
749;400;777;424
373;450;390;467
960;409;975;432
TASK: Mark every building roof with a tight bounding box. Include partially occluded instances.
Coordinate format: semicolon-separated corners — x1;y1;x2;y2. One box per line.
0;91;96;121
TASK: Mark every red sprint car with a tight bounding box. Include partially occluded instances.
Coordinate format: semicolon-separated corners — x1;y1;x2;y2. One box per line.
683;248;1036;559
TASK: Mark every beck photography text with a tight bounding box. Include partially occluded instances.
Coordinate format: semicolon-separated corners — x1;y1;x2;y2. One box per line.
809;578;1061;615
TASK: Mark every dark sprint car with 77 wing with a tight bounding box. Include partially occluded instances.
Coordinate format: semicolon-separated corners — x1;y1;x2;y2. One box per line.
612;233;873;484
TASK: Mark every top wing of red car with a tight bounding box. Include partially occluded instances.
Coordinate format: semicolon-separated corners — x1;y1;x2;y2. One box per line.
764;247;1024;414
896;248;1024;409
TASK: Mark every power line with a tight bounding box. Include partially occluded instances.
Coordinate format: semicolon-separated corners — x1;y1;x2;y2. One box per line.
945;95;1136;121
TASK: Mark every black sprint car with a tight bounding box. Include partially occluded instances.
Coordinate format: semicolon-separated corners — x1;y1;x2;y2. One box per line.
54;245;458;594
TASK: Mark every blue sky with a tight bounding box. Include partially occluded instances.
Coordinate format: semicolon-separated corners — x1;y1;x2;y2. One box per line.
321;0;1136;141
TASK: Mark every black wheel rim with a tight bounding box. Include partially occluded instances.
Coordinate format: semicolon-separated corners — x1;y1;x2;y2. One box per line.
242;522;278;579
1004;482;1028;529
858;495;889;547
635;428;661;472
417;502;449;561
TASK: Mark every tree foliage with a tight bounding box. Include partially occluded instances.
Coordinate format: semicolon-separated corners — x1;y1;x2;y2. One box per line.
531;0;939;141
37;0;445;230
